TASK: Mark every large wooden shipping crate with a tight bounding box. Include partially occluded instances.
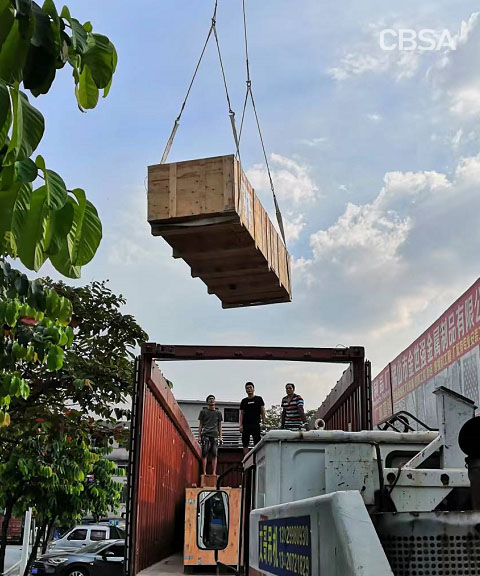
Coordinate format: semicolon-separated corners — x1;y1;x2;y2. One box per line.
148;155;292;308
184;487;241;568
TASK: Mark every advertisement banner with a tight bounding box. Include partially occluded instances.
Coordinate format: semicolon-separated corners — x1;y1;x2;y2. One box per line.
258;516;311;576
372;277;480;426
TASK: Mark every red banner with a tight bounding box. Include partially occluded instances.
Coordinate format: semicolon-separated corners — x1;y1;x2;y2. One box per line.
372;277;480;426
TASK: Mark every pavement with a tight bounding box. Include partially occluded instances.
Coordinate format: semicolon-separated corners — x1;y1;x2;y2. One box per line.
138;553;218;576
3;545;22;575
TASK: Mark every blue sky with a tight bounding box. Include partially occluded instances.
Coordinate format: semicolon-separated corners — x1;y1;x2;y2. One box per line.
28;1;480;410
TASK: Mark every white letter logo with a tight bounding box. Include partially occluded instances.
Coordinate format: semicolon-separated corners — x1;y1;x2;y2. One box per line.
379;29;397;51
399;29;417;51
437;29;456;51
418;29;437;51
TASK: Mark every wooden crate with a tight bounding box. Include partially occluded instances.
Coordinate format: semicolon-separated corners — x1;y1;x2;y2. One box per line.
184;487;241;567
148;155;292;308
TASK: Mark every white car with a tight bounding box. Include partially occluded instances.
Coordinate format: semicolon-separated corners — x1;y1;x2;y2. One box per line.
48;524;125;552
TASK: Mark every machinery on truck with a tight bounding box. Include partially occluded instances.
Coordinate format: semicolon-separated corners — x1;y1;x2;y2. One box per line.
197;386;480;575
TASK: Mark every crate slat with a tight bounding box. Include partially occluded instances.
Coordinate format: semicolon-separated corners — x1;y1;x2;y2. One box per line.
148;155;292;308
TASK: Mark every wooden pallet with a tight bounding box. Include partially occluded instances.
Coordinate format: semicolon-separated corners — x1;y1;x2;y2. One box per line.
148;155;292;308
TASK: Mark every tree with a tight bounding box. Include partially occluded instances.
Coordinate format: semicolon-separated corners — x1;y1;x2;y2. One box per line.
0;5;119;571
264;404;318;430
0;0;117;277
0;279;147;574
0;0;117;417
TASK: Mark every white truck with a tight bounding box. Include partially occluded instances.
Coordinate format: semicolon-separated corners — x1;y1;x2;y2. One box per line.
198;386;480;575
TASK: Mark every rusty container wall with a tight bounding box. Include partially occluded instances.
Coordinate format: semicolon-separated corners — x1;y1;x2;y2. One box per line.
316;360;372;431
128;359;201;575
217;448;244;488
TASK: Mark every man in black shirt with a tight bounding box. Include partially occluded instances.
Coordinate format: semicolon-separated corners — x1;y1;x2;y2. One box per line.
239;382;265;455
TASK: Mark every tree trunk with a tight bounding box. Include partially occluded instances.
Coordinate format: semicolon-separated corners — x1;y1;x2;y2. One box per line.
42;517;56;554
0;499;14;574
24;519;46;576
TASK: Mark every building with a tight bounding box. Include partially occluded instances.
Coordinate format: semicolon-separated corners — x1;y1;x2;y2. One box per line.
177;399;242;447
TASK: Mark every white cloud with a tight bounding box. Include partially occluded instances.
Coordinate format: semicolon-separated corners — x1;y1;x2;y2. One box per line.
284;214;306;243
367;113;383;122
247;154;319;205
290;152;480;375
327;20;424;82
429;13;480;118
300;137;328;147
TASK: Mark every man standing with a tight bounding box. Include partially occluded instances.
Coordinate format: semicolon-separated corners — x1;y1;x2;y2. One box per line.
281;383;306;431
239;382;265;455
198;395;223;475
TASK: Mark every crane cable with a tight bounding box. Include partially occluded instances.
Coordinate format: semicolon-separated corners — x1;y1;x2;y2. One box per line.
160;0;288;251
161;0;241;164
238;0;287;249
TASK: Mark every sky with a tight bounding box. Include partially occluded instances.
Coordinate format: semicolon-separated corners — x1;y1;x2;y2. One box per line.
27;0;480;411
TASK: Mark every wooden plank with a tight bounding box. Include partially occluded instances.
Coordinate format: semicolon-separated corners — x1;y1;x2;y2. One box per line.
218;488;241;565
192;264;270;281
222;294;291;309
168;163;177;218
174;245;259;262
157;221;239;238
147;164;170;221
222;156;235;211
170;229;256;259
206;271;281;292
183;487;241;567
184;488;214;566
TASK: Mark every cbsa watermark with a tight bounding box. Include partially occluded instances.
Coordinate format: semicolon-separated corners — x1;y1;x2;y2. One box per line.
379;29;456;51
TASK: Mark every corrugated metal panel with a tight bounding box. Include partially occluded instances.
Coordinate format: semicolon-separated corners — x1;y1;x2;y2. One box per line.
131;360;201;574
317;361;371;431
217;448;244;488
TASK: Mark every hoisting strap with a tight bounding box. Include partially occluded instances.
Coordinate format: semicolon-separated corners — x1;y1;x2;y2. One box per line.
161;0;240;164
237;0;288;250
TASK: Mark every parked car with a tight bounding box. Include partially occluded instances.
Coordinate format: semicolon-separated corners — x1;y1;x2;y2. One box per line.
30;539;125;575
47;524;125;552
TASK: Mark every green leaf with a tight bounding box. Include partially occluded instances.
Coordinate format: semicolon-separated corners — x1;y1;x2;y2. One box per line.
61;7;87;55
44;199;74;255
15;157;38;182
0;14;34;84
82;34;116;89
6;86;45;163
0;0;15;53
35;155;67;210
58;297;72;326
0;79;11;149
7;181;33;255
70;18;87;54
46;344;63;371
17;185;48;271
23;3;57;94
59;5;70;20
42;0;66;71
68;189;102;266
0;181;32;254
15;0;32;18
49;242;80;278
75;64;98;109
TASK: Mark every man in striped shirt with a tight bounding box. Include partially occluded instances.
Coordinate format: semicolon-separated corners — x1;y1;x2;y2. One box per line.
281;383;307;430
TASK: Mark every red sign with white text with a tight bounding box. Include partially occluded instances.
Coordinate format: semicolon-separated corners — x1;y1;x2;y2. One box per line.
372;277;480;426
